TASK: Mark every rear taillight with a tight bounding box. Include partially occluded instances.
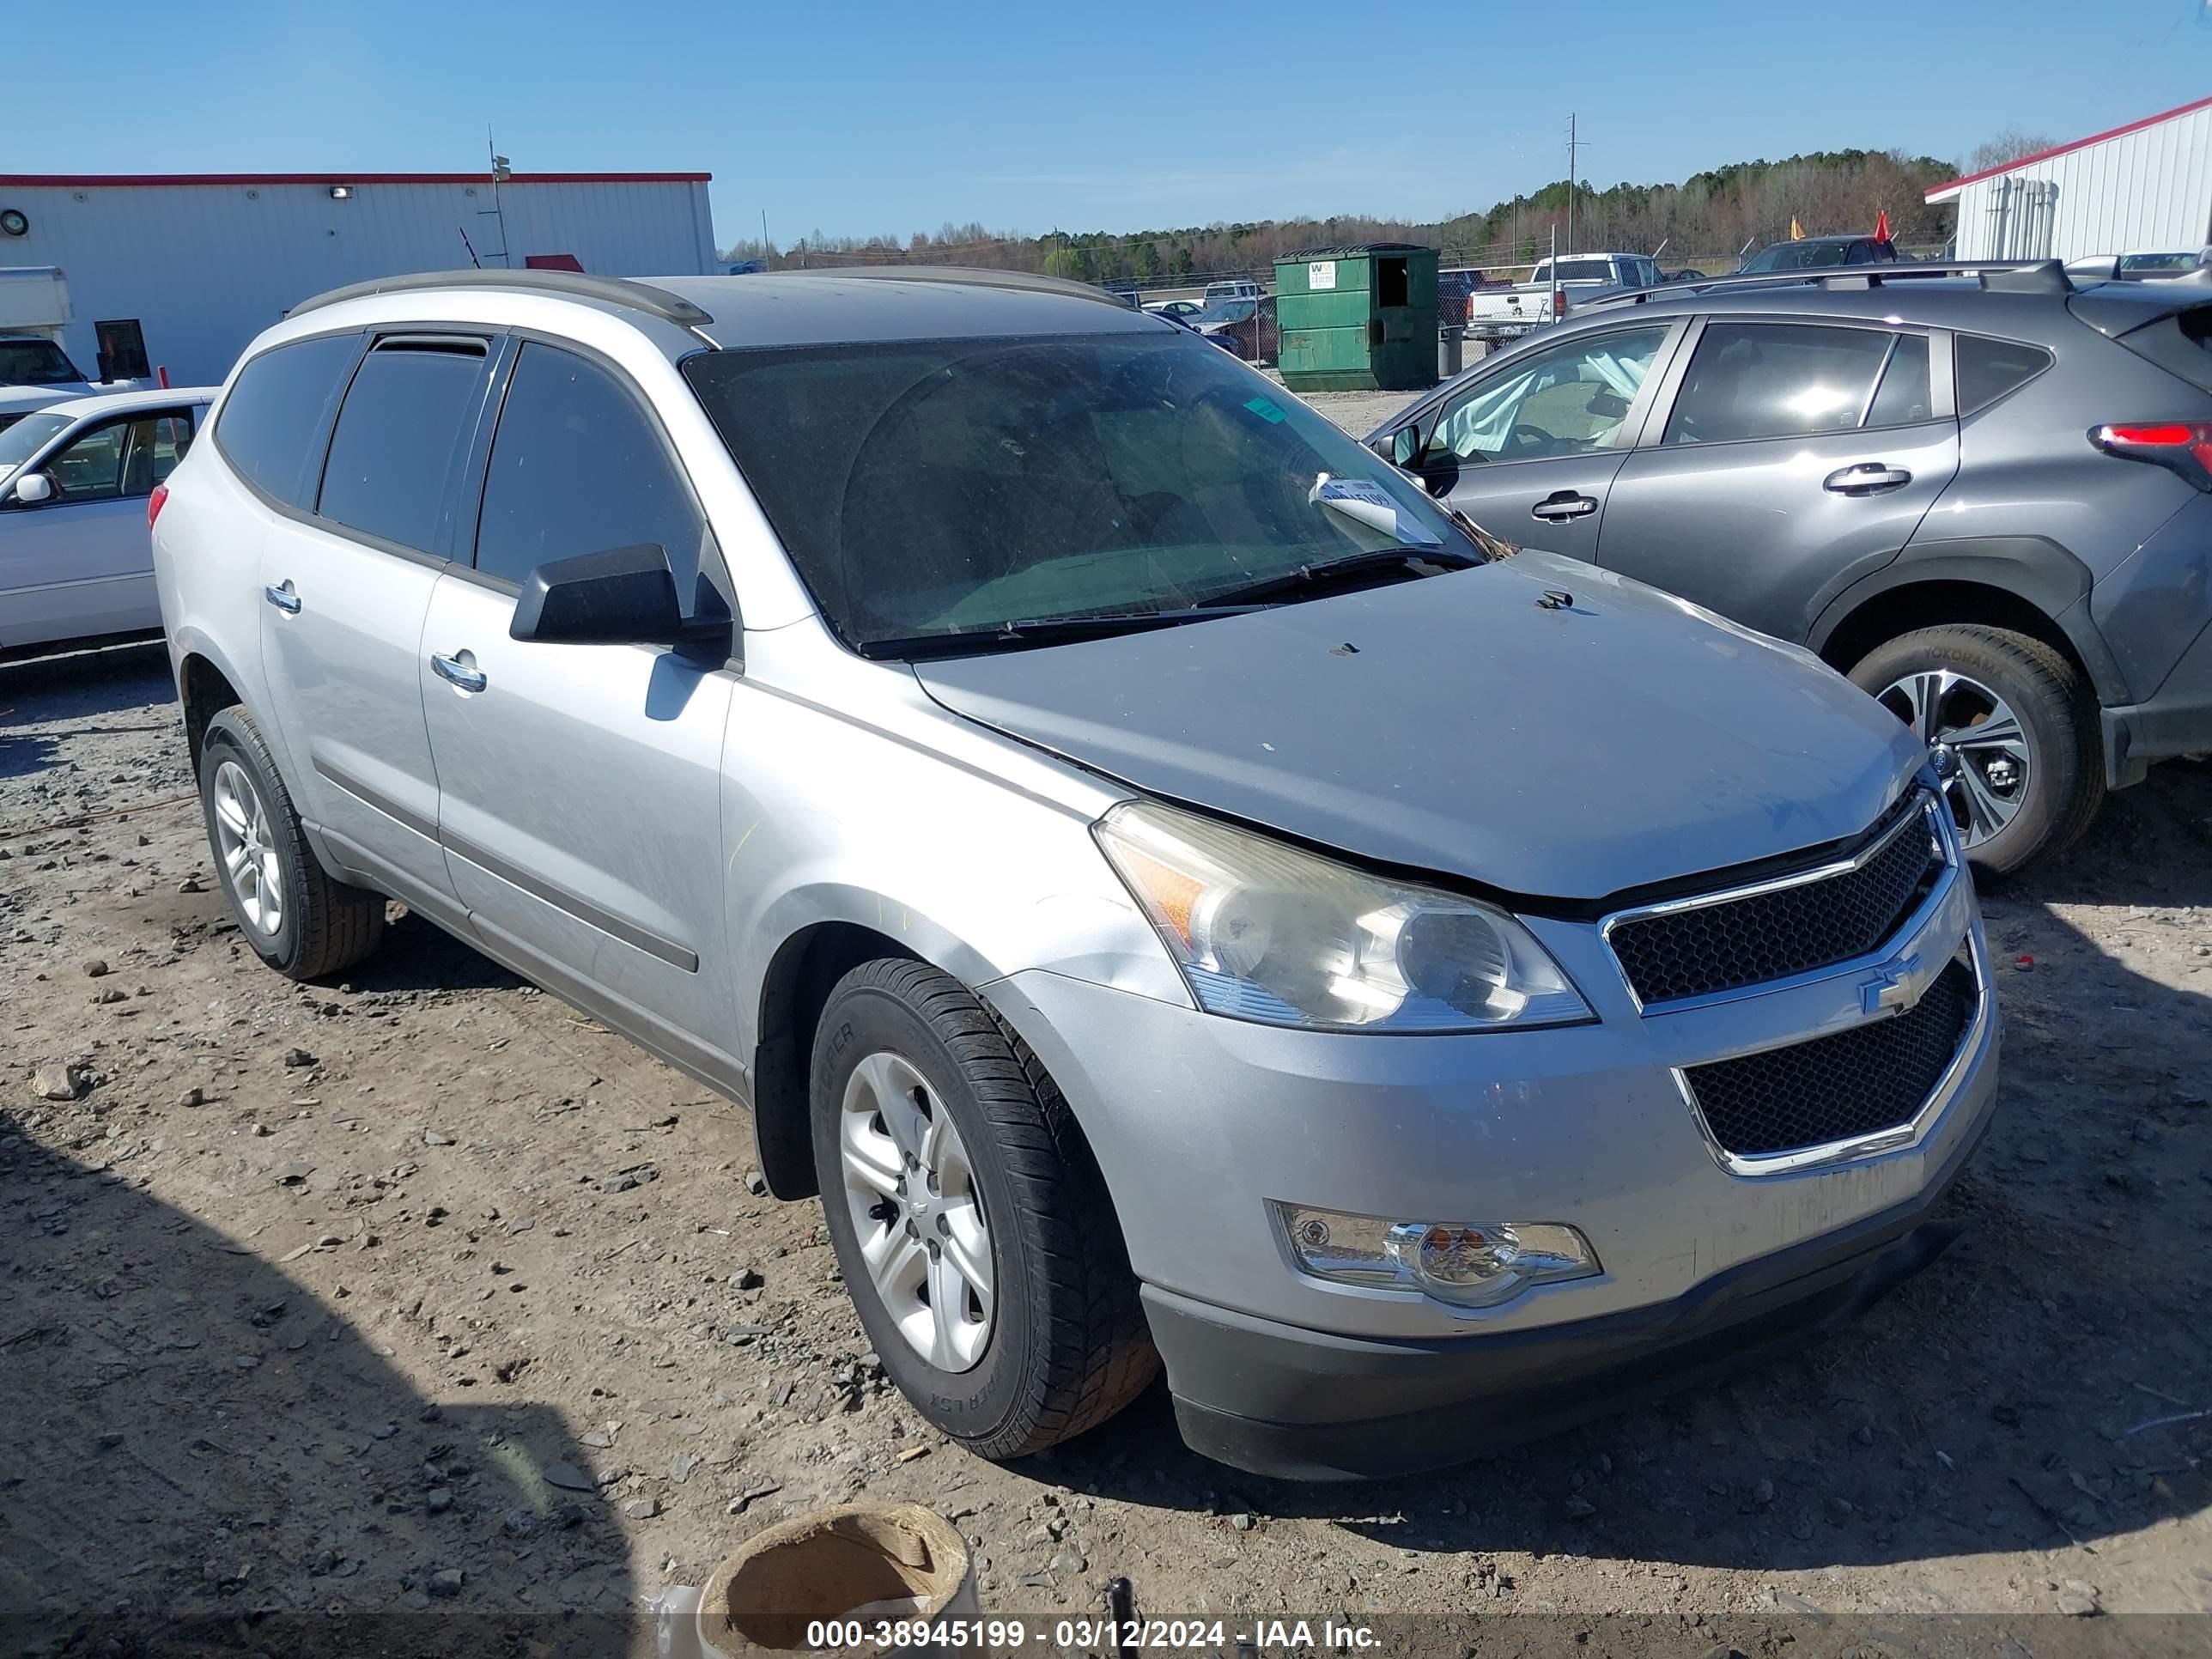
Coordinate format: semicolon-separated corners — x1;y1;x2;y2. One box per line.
1553;288;1569;319
2088;422;2212;489
147;482;169;528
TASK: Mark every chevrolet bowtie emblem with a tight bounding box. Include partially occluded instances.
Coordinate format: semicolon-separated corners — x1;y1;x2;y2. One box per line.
1862;952;1926;1017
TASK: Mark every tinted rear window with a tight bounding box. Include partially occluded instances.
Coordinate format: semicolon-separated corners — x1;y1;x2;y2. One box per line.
216;334;362;508
316;342;487;556
1955;334;2054;414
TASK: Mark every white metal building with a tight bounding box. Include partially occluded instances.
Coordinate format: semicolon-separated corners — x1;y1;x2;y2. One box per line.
1926;96;2212;263
0;171;718;386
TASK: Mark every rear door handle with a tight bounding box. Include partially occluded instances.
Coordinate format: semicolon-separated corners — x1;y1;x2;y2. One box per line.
1530;491;1598;522
430;652;487;694
263;580;301;614
1824;463;1913;495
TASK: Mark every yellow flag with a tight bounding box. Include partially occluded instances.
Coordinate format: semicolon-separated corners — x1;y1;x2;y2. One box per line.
1789;217;1805;240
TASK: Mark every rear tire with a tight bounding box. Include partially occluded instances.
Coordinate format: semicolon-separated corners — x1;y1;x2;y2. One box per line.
198;706;386;980
1848;624;2103;880
810;958;1157;1460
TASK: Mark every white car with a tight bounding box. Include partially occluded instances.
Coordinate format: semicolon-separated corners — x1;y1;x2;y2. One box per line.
1;385;216;658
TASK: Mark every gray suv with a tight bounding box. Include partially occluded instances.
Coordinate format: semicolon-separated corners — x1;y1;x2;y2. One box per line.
152;267;1997;1478
1371;262;2212;877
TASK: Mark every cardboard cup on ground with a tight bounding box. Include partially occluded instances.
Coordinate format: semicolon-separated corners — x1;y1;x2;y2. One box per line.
692;1503;977;1656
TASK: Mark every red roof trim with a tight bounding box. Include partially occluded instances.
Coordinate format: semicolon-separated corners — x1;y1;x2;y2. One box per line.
1924;94;2212;200
0;171;709;188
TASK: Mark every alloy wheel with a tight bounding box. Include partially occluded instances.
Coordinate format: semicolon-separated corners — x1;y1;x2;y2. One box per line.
1877;668;2031;849
837;1050;994;1372
211;760;284;936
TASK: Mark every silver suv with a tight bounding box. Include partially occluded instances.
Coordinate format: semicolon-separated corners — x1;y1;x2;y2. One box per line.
152;268;1999;1479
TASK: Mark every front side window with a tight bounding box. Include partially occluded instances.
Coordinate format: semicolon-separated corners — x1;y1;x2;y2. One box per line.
316;340;489;556
683;331;1481;652
1663;323;1896;444
1430;325;1670;462
474;343;717;604
46;420;131;501
215;333;363;509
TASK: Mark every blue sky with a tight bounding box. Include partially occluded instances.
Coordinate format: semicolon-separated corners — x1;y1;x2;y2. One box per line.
10;0;2208;246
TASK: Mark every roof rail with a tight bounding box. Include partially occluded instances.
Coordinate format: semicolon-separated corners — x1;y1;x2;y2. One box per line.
808;264;1136;307
288;267;714;327
1572;259;2071;316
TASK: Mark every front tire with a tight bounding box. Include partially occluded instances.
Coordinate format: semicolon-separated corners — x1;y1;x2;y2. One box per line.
810;958;1157;1460
198;706;386;980
1848;624;2103;880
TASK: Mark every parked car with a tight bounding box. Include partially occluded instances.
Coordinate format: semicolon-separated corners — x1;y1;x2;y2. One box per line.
2063;250;2211;283
1661;268;1710;283
1192;295;1278;363
152;266;1996;1480
1;385;215;658
1736;234;1900;274
1368;259;2212;877
1202;279;1263;306
1142;298;1203;319
1465;252;1666;343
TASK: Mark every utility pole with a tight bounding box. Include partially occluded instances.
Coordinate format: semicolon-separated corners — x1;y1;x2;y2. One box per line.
1565;112;1579;256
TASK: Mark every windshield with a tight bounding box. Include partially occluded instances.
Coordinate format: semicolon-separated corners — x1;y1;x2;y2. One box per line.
1194;301;1255;325
1741;240;1851;272
0;409;70;478
0;339;86;386
683;331;1480;653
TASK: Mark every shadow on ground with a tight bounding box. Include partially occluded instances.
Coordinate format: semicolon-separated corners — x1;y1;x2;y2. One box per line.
0;1118;636;1655
1031;763;2212;1583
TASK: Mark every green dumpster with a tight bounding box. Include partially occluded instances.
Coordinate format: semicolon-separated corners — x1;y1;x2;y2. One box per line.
1275;243;1439;392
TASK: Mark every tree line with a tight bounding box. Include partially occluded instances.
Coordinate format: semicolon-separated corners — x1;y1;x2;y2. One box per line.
723;143;2028;289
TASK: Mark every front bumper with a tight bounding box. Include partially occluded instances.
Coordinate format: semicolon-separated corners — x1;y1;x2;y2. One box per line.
984;796;2001;1474
1145;1131;1985;1480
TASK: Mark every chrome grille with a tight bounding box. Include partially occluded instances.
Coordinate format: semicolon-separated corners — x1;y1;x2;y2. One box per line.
1681;960;1977;1159
1608;797;1942;1007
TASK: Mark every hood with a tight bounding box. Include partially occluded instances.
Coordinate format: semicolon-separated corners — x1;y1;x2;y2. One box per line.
913;550;1924;903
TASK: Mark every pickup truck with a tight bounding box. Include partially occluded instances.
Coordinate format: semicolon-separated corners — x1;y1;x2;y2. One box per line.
1463;252;1666;344
0;266;128;431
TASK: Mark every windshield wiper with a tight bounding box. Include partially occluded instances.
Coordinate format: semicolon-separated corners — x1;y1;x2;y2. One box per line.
1199;546;1479;609
854;604;1264;660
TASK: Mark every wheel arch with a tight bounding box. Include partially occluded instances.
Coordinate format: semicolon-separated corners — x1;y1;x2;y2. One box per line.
176;646;246;770
1808;544;2125;708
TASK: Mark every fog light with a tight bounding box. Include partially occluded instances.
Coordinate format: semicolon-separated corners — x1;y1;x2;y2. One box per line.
1278;1205;1597;1308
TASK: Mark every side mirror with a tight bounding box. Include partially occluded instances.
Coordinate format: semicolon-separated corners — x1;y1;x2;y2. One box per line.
1389;425;1424;469
11;471;54;506
509;544;726;655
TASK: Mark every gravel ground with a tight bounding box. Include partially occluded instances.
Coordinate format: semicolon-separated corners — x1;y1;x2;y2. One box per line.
5;472;2212;1651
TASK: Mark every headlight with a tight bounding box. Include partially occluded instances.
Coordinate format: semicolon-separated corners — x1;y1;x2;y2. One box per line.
1093;799;1589;1031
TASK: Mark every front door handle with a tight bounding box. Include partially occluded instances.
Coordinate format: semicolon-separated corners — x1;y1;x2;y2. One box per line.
430;651;487;694
1530;491;1599;522
263;580;301;614
1824;463;1913;495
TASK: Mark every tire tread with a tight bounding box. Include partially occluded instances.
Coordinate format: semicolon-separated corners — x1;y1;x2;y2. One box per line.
204;706;386;980
829;958;1158;1459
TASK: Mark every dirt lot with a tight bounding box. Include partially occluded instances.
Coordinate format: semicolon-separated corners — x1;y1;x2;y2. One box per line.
6;553;2212;1648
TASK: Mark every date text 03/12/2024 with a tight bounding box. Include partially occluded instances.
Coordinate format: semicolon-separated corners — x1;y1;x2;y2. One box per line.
805;1620;1383;1651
